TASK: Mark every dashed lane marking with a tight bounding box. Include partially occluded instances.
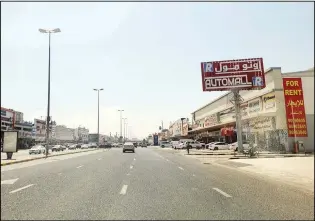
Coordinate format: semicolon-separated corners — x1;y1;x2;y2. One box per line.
120;185;128;195
76;165;84;169
178;167;184;171
213;188;232;198
10;184;34;194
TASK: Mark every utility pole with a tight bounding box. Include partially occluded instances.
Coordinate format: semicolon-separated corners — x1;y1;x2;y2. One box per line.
93;88;103;146
118;110;124;141
39;28;61;158
122;118;127;142
230;90;244;153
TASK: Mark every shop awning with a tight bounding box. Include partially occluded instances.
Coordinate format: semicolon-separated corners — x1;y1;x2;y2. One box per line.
220;127;234;136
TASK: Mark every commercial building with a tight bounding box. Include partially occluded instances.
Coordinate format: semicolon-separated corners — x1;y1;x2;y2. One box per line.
74;127;89;143
189;67;314;153
1;107;15;131
169;118;190;139
55;125;74;142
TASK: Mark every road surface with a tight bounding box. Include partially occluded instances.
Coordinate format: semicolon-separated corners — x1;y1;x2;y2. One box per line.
1;147;314;220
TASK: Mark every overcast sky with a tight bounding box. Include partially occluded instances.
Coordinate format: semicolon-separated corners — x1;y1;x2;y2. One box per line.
1;2;314;139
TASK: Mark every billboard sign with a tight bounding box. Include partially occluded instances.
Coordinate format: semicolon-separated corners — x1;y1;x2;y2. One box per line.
282;78;308;137
34;118;46;138
3;131;18;153
201;58;265;91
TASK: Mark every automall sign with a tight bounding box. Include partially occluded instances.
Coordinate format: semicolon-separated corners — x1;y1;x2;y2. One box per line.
283;78;307;137
201;58;265;91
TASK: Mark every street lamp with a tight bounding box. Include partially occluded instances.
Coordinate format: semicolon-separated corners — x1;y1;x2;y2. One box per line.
122;118;127;142
93;88;103;146
39;28;61;158
118;110;124;141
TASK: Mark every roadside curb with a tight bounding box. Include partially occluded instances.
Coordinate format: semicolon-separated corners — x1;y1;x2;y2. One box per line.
1;149;101;166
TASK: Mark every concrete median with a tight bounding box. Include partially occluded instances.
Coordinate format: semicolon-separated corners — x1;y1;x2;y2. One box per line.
1;148;102;166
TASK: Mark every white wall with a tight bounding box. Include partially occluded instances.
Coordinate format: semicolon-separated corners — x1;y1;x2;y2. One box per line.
302;76;314;115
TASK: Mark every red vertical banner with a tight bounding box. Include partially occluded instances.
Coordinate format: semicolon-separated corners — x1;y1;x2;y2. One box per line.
282;78;308;137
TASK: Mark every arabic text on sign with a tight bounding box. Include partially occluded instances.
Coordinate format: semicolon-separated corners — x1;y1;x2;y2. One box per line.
212;59;262;74
287;100;304;108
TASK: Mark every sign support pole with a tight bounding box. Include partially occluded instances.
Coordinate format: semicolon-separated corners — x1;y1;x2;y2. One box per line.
233;90;244;153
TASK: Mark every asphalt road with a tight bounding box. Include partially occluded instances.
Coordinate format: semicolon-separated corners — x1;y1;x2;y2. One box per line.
1;147;314;220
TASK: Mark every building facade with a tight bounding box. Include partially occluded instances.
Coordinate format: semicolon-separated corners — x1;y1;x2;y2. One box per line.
169;118;190;139
55;125;74;142
74;127;89;143
189;67;314;153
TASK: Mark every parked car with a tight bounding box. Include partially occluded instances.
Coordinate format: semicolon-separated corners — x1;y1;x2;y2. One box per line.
185;140;206;149
160;141;172;148
208;142;229;150
52;145;62;152
170;141;179;148
60;145;66;151
123;142;135;153
29;145;45;154
205;142;215;149
229;141;256;152
68;144;77;150
81;144;89;149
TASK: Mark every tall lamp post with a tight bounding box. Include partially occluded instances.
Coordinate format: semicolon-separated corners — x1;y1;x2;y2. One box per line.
93;88;103;146
39;28;61;158
122;118;127;142
118;110;124;141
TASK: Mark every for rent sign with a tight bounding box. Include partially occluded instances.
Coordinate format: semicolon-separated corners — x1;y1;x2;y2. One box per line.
201;58;265;91
283;78;308;137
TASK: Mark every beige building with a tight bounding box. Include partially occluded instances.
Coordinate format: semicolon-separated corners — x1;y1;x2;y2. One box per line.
189;67;314;153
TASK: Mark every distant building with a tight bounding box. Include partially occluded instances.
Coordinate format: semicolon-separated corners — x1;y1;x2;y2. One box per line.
14;111;24;123
74;127;89;143
55;125;74;142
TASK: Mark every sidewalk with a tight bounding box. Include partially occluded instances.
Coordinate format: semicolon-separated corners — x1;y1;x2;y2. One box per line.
1;148;100;166
183;151;314;193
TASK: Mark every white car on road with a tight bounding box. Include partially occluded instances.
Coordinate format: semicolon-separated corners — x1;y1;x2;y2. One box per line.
208;142;229;150
29;145;46;154
123;142;135;153
160;141;172;148
229;141;257;152
185;141;206;149
81;144;89;149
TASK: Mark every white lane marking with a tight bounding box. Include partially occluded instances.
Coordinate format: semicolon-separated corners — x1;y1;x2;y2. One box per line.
192;174;196;177
76;165;83;169
178;167;184;171
134;158;136;161
166;159;169;162
213;188;232;198
1;178;19;185
10;184;34;194
130;165;133;169
58;173;62;175
98;158;102;160
120;185;128;195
